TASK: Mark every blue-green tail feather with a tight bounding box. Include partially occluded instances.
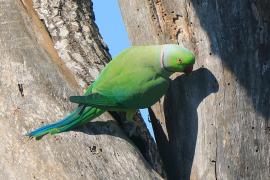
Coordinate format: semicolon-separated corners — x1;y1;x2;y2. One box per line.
26;106;104;138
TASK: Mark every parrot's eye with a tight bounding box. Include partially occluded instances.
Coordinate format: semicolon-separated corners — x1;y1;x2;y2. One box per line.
177;58;183;64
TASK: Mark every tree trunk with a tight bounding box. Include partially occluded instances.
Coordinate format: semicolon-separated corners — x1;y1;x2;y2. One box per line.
0;0;163;179
119;0;270;179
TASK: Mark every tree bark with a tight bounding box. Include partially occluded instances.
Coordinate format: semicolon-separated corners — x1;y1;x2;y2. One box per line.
0;0;163;179
119;0;270;179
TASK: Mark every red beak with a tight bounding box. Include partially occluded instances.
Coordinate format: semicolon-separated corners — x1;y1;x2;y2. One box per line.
184;65;193;74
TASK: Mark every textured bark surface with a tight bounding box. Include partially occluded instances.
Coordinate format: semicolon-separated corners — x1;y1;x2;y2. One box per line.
119;0;270;179
32;0;110;89
0;0;163;179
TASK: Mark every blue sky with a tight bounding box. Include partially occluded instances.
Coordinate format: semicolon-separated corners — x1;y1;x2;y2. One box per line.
92;1;129;57
92;0;154;139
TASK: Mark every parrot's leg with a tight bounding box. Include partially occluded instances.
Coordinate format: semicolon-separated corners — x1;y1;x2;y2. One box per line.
126;109;137;122
124;109;138;136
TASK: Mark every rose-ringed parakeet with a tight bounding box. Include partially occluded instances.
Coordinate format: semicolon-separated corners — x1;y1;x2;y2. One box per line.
27;44;195;138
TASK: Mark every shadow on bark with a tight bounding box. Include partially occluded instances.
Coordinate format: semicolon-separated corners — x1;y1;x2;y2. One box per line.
73;118;165;176
150;68;219;180
190;0;270;120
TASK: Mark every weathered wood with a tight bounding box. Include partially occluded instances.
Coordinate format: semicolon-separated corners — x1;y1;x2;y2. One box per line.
119;0;270;179
0;0;163;179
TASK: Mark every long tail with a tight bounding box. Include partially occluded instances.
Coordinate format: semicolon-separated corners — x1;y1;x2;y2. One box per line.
26;106;104;138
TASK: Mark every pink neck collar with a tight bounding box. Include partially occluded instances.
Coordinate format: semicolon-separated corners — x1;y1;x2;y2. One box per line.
160;47;174;73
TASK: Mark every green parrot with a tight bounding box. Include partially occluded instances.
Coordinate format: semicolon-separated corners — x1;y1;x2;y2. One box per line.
27;44;195;138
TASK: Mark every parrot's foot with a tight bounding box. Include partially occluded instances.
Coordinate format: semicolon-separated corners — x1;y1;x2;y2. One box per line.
123;109;138;137
123;120;137;137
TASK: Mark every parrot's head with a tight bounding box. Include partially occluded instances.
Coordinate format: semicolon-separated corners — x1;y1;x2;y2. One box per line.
162;44;195;74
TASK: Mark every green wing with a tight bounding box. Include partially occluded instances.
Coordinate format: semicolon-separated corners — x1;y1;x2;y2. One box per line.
69;93;121;109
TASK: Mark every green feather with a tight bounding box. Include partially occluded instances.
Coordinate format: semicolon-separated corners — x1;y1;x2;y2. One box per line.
69;93;120;108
